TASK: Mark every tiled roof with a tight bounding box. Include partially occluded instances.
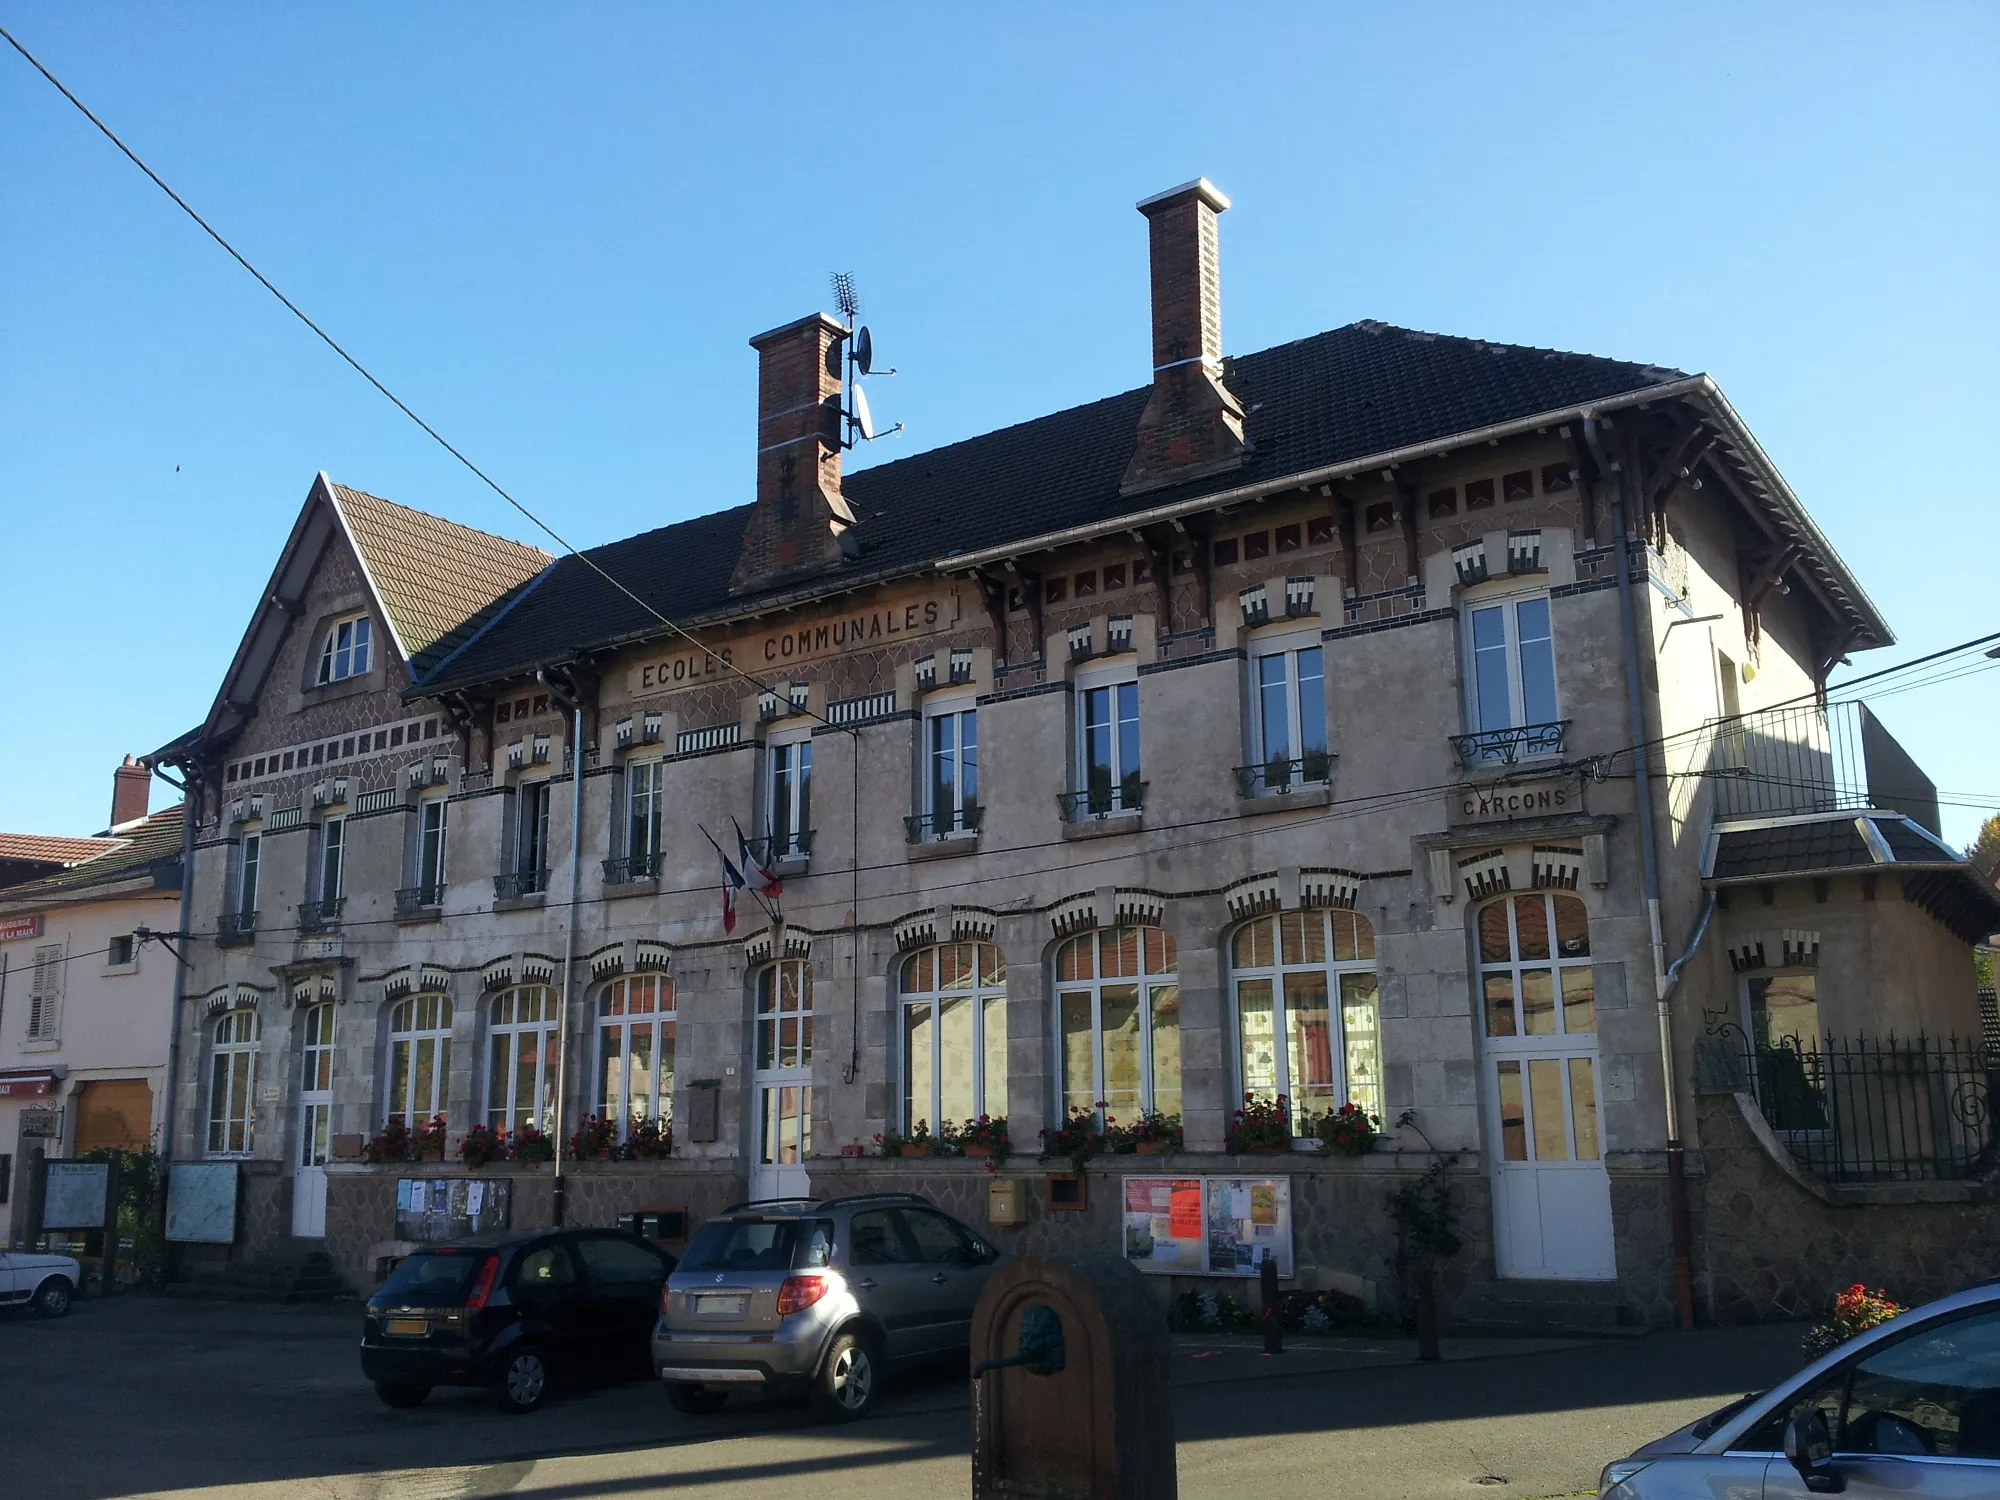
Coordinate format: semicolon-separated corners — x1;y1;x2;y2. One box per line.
1709;819;1876;881
329;483;551;667
0;806;184;903
0;833;121;867
418;320;1684;692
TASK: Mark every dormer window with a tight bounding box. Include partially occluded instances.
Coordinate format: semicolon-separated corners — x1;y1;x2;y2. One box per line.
317;615;373;684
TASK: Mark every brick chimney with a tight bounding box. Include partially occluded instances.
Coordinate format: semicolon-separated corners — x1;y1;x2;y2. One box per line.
729;313;858;594
1121;178;1248;496
111;755;150;829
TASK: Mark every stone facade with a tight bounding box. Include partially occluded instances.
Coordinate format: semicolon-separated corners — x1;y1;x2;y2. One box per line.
153;185;1991;1330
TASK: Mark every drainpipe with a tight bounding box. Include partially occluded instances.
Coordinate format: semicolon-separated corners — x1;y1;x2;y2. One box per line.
153;759;198;1276
537;668;586;1228
1584;415;1696;1332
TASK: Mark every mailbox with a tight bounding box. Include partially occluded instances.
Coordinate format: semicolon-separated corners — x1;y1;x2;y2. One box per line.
987;1177;1028;1227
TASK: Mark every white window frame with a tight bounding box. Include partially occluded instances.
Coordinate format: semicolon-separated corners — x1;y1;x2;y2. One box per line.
1477;891;1595;1042
764;734;813;860
1073;664;1142;817
416;798;448;895
899;942;1007;1133
318;816;345;903
385;991;453;1124
298;1002;335;1168
1246;631;1328;793
316;613;373;685
514;779;552;880
1053;926;1180;1125
921;697;980;838
239;833;262;917
485;984;557;1133
207;1008;261;1157
625;758;665;874
1229;910;1382;1134
752;959;814;1170
1462;589;1560;741
596;973;676;1139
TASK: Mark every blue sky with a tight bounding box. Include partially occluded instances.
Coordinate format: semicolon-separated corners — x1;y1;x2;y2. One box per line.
2;4;1995;841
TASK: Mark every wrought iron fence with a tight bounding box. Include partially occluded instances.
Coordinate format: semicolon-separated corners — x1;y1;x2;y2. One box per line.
295;897;343;934
493;868;550;899
1450;720;1568;768
1706;701;1869;821
1233;752;1336;798
904;805;983;843
214;910;258;947
394;883;446;916
1730;1030;1998;1183
601;851;662;884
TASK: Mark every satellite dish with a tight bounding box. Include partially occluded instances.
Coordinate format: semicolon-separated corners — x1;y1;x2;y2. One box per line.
853;325;874;376
851;381;877;442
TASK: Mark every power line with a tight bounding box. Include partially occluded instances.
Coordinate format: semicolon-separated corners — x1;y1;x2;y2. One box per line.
0;22;854;743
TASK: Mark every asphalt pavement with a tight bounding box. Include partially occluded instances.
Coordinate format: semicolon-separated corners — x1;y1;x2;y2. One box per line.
0;1292;1810;1500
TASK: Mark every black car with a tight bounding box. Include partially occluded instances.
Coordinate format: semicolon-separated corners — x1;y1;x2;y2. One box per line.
361;1228;676;1413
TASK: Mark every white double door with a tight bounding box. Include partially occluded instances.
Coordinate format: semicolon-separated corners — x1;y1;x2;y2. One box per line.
1486;1041;1615;1279
749;1077;812;1202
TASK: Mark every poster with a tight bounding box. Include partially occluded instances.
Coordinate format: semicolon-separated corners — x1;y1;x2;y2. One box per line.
1203;1176;1293;1278
394;1177;511;1243
43;1162;109;1230
166;1162;239;1243
1119;1176;1232;1275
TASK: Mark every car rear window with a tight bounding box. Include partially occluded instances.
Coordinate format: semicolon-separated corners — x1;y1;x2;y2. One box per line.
682;1218;831;1272
377;1248;486;1305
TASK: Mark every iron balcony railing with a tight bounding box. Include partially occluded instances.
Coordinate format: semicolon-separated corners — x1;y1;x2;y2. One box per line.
295;897;344;934
904;805;983;843
1234;753;1336;799
602;851;663;884
1451;720;1569;768
1728;1030;1998;1183
1057;778;1147;822
745;831;813;867
493;868;550;900
1699;699;1947;830
215;911;258;947
395;883;446;916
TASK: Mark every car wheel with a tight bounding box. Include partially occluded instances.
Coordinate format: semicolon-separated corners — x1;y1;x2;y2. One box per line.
374;1382;430;1409
664;1382;730;1416
492;1346;551;1414
31;1278;73;1319
811;1331;879;1421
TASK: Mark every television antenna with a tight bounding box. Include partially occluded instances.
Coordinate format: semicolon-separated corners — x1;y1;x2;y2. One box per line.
830;271;902;450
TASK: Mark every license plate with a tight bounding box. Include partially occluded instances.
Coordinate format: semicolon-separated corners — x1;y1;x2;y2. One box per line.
386;1317;428;1337
694;1295;747;1318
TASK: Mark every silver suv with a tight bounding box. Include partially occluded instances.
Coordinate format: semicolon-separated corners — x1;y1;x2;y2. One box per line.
653;1193;1004;1420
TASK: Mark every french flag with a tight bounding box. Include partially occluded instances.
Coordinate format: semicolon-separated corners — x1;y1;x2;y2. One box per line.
706;831;747;934
734;817;783;901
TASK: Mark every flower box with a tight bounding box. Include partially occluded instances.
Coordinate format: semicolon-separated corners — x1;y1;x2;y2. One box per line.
1135;1140;1169;1155
900;1144;928;1159
962;1144;994;1158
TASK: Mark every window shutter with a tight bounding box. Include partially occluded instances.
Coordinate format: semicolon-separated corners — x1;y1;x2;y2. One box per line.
29;943;63;1038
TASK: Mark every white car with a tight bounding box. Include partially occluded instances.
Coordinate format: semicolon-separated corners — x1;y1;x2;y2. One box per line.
0;1250;79;1317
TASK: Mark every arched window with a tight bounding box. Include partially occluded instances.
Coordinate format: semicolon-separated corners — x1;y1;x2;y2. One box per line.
386;992;452;1124
1055;927;1178;1123
1231;910;1380;1129
1478;893;1592;1039
207;1008;261;1156
900;942;1007;1132
316;614;372;684
598;974;675;1138
487;985;557;1132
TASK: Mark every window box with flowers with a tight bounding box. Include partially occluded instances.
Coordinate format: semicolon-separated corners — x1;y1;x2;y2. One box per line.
571;1114;617;1161
511;1123;554;1164
414;1113;449;1162
1042;1104;1109;1175
363;1115;417;1164
1315;1102;1380;1157
1228;1094;1293;1153
622;1116;673;1160
957;1115;1011;1167
1131;1111;1184;1154
457;1123;506;1169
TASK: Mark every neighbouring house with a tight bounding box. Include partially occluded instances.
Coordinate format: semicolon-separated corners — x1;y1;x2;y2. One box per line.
0;759;183;1245
151;180;2000;1325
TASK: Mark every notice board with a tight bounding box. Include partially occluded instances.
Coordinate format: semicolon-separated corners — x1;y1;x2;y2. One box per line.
42;1162;109;1230
166;1162;239;1243
395;1177;511;1243
1120;1174;1292;1278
